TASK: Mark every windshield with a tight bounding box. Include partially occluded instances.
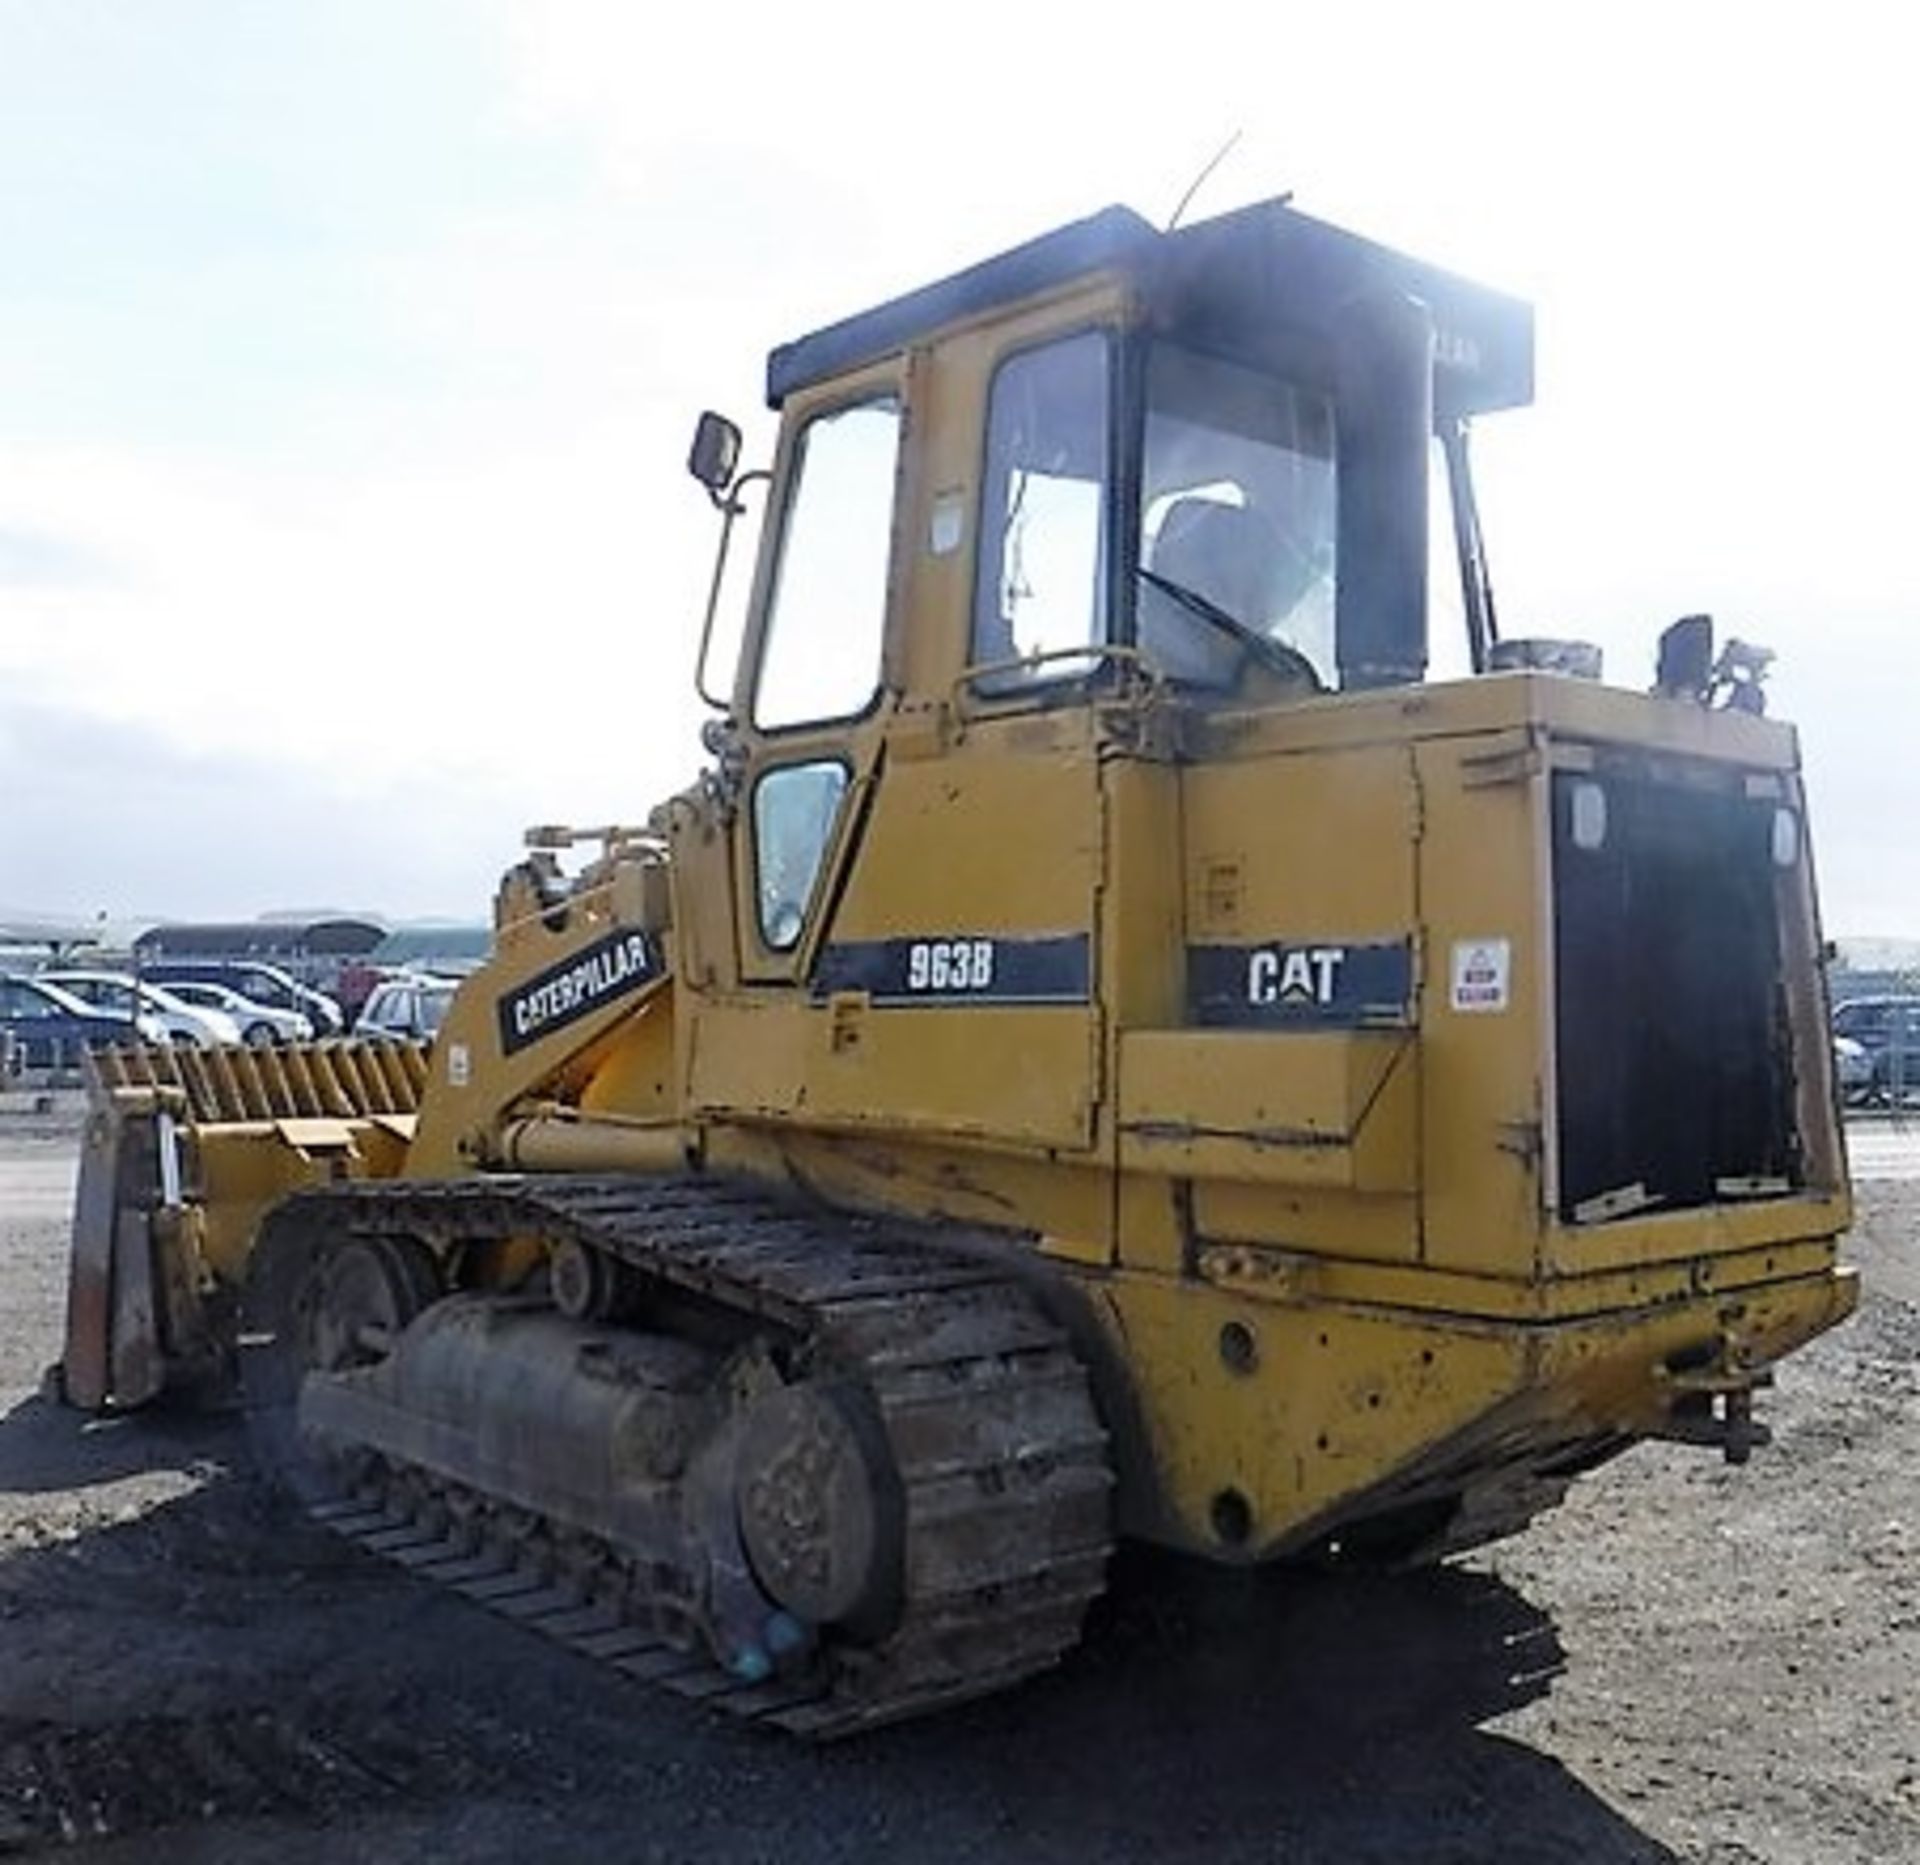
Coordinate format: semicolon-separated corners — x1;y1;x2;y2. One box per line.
1137;345;1337;690
26;980;100;1018
59;977;130;1012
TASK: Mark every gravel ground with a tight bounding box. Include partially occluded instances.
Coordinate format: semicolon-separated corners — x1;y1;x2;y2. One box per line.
1;1111;1915;1863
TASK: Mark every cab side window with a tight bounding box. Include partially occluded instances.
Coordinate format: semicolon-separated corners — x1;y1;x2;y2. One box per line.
753;397;901;730
753;760;849;950
970;331;1111;684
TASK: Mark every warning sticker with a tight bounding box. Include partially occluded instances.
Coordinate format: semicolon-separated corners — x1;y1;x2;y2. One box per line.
1450;938;1512;1014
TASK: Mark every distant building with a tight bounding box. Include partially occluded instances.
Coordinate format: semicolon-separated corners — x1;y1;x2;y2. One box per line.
0;912;143;963
133;917;385;997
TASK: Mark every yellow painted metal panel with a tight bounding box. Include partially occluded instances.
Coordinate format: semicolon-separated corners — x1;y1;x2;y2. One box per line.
689;995;1098;1151
753;1127;1114;1263
577;990;677;1119
1191;1233;1845;1323
685;997;813;1118
1094;756;1187;1270
1192;1180;1421;1265
408;871;669;1178
1188;669;1798;772
1112;1171;1185;1274
1081;1271;1524;1557
1413;734;1547;1274
1080;1258;1854;1559
833;740;1100;938
663;803;741;995
1098;757;1183;1030
1181;745;1417;938
191;1115;408;1284
807;1006;1099;1149
270;1117;357;1151
1116;1028;1415;1191
1547;1191;1852;1276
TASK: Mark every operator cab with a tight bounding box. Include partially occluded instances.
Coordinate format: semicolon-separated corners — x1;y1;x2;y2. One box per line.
692;197;1533;717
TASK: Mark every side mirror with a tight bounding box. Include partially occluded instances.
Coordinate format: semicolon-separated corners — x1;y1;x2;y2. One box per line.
688;411;742;498
686;421;772;712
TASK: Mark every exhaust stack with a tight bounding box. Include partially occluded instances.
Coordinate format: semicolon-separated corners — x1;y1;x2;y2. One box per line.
1335;289;1434;689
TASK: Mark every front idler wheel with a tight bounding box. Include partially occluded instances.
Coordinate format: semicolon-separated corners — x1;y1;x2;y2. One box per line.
241;1220;441;1501
309;1237;441;1372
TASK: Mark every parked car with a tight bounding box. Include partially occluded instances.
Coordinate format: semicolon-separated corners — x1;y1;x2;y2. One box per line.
138;960;345;1035
40;971;241;1048
0;973;163;1071
1832;996;1920;1104
354;974;459;1042
157;978;313;1046
1833;1033;1874;1103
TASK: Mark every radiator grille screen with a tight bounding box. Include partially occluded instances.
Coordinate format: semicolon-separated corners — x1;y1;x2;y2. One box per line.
1552;769;1799;1222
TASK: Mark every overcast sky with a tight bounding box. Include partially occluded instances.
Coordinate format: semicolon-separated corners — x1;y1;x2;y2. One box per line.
2;1;1915;934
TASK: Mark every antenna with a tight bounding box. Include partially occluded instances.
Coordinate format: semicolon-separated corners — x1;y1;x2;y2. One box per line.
1165;130;1244;232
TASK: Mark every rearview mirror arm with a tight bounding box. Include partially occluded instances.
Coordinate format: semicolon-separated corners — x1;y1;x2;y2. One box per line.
694;468;771;711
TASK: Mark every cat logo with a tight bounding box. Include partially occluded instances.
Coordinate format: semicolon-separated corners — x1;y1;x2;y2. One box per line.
1187;936;1411;1029
1247;945;1347;1007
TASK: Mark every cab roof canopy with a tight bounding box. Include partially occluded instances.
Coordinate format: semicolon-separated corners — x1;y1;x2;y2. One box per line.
767;196;1533;424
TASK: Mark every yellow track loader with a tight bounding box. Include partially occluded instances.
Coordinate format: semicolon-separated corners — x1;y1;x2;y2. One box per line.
57;197;1856;1734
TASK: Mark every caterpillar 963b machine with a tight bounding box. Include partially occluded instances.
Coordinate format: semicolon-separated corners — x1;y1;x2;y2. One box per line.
59;197;1857;1735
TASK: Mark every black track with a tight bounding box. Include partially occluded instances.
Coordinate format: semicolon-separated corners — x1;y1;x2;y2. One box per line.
240;1174;1115;1737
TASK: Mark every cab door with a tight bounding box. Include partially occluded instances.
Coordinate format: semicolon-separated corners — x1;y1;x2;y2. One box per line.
783;323;1116;1158
728;367;904;984
682;365;906;1117
687;320;1114;1182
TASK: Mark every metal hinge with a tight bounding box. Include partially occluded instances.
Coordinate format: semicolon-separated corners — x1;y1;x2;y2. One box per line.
1459;733;1546;789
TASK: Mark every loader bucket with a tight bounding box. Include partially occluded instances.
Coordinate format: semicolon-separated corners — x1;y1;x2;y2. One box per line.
63;1084;175;1409
57;1038;429;1411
